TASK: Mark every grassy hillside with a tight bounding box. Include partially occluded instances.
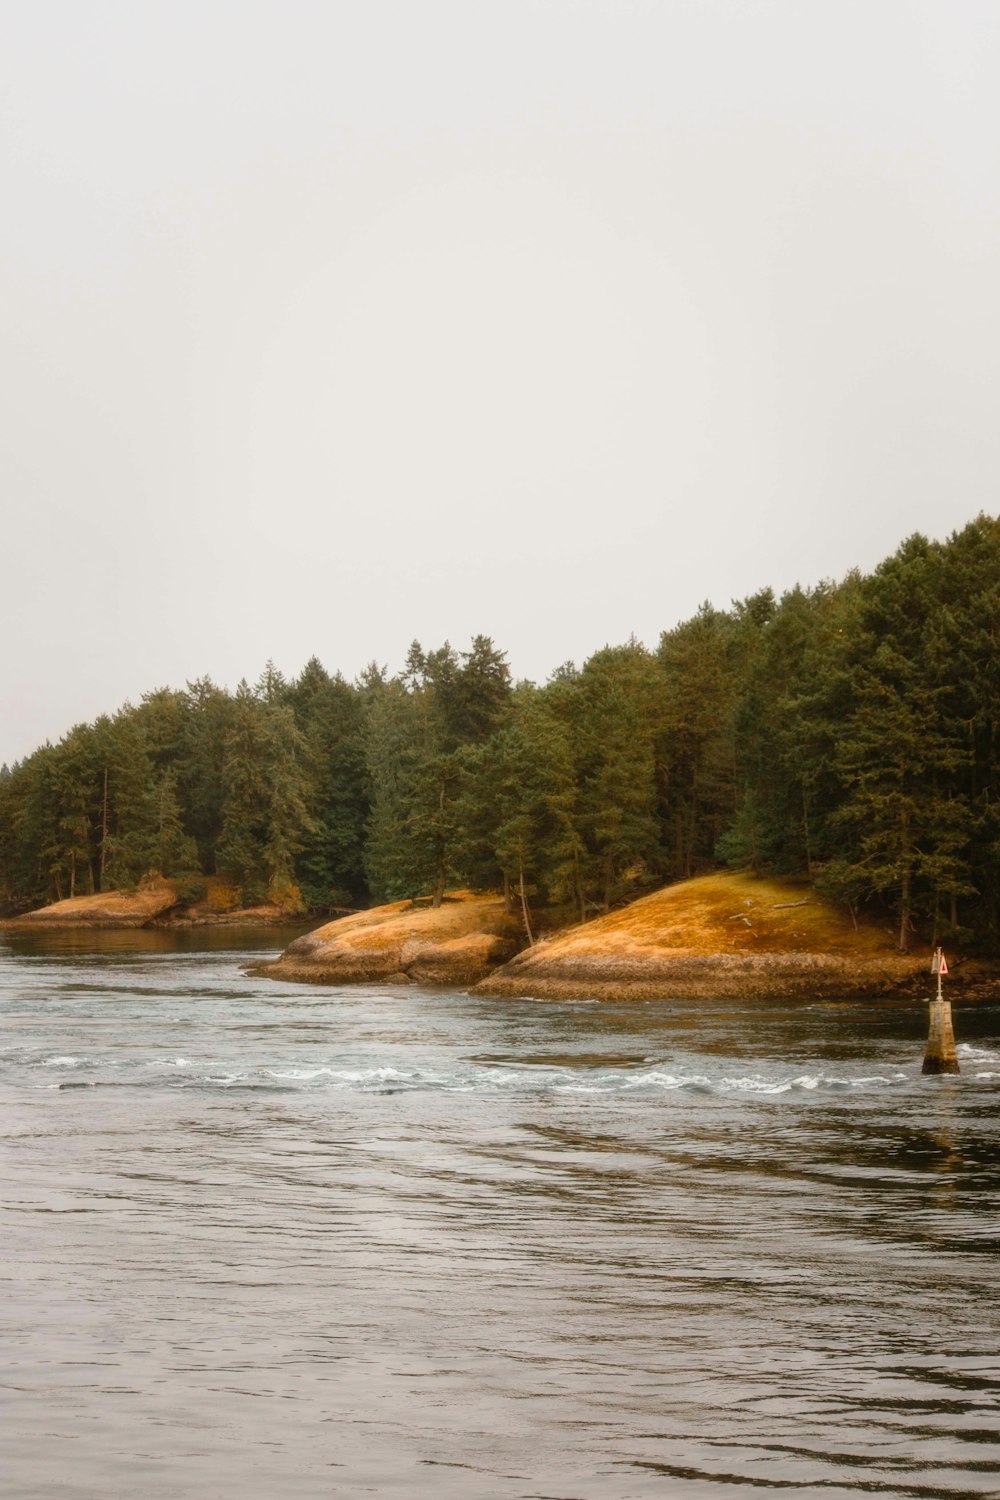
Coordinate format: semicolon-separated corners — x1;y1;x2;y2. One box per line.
549;872;895;957
474;872;954;1002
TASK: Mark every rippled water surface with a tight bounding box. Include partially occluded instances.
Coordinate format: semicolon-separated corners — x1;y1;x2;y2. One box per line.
2;928;999;1499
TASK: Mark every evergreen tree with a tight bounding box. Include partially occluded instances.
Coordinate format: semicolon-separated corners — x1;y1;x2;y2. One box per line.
827;537;973;951
658;606;740;878
217;683;313;902
287;657;369;908
178;677;233;873
573;643;664;909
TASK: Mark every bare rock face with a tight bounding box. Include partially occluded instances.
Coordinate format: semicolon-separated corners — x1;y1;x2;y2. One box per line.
474;948;926;1002
257;893;522;987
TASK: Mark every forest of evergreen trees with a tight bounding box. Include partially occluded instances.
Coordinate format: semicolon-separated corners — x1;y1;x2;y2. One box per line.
2;517;999;953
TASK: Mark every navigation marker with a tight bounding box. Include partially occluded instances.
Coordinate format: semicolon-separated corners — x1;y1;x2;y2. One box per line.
923;947;959;1075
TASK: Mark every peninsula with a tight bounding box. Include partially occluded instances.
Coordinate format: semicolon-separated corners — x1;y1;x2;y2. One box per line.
473;873;967;1002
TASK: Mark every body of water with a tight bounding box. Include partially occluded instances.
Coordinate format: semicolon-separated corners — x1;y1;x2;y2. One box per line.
2;929;999;1498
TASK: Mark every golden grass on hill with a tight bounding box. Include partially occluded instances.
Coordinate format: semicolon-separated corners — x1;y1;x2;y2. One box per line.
474;872;941;1002
3;872;309;930
4;875;178;928
549;871;896;958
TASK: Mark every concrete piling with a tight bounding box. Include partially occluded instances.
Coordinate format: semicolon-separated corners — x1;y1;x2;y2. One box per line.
922;997;959;1075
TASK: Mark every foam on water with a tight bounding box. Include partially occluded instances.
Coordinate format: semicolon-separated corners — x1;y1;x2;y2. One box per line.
959;1041;1000;1061
13;1051;925;1098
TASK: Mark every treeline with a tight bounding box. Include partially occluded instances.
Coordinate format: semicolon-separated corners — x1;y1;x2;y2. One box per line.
2;517;999;951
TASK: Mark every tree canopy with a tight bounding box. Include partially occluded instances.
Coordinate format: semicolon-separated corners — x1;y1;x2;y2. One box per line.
2;518;999;952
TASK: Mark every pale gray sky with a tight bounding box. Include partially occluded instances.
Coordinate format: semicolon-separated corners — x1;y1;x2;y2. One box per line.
2;0;999;766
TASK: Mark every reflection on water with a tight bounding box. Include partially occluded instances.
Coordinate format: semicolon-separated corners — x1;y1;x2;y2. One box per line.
1;929;999;1499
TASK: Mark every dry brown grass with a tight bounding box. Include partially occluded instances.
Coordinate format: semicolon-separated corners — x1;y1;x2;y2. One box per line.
473;872;950;1002
5;875;178;928
304;891;510;951
547;871;900;959
3;873;309;931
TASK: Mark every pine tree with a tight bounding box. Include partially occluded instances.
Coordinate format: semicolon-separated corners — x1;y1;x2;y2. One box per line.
287;657;369;908
573;643;664;909
217;683;313;901
658;606;740;878
178;678;234;873
829;538;973;952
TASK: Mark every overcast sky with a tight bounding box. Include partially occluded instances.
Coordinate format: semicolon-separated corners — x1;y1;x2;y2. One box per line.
2;0;999;766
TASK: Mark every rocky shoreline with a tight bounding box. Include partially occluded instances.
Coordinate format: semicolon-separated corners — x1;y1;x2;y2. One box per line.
8;870;997;1003
471;948;1000;1003
0;876;308;932
252;893;522;987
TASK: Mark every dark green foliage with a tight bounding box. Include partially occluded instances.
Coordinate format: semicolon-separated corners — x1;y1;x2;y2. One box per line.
216;682;314;897
362;638;512;906
571;644;664;909
177;678;233;874
2;519;999;946
286;658;369;910
657;605;742;878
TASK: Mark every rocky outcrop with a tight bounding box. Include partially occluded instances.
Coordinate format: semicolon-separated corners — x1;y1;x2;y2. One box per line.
4;874;180;929
256;892;522;987
474;947;928;1002
472;872;979;1002
2;874;306;931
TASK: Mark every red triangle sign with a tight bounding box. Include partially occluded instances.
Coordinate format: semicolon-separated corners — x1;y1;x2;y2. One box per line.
939;952;948;976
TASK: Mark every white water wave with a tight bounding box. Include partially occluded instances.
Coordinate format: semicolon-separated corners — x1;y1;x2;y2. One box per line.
267;1065;419;1084
19;1055;917;1097
254;1062;915;1096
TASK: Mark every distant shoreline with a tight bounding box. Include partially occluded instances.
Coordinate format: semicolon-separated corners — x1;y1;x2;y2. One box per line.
0;875;312;934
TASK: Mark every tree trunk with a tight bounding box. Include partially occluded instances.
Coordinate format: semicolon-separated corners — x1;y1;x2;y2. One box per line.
518;855;534;946
99;767;109;892
602;853;613;912
898;807;911;954
432;781;446;908
802;785;812;879
686;761;700;878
